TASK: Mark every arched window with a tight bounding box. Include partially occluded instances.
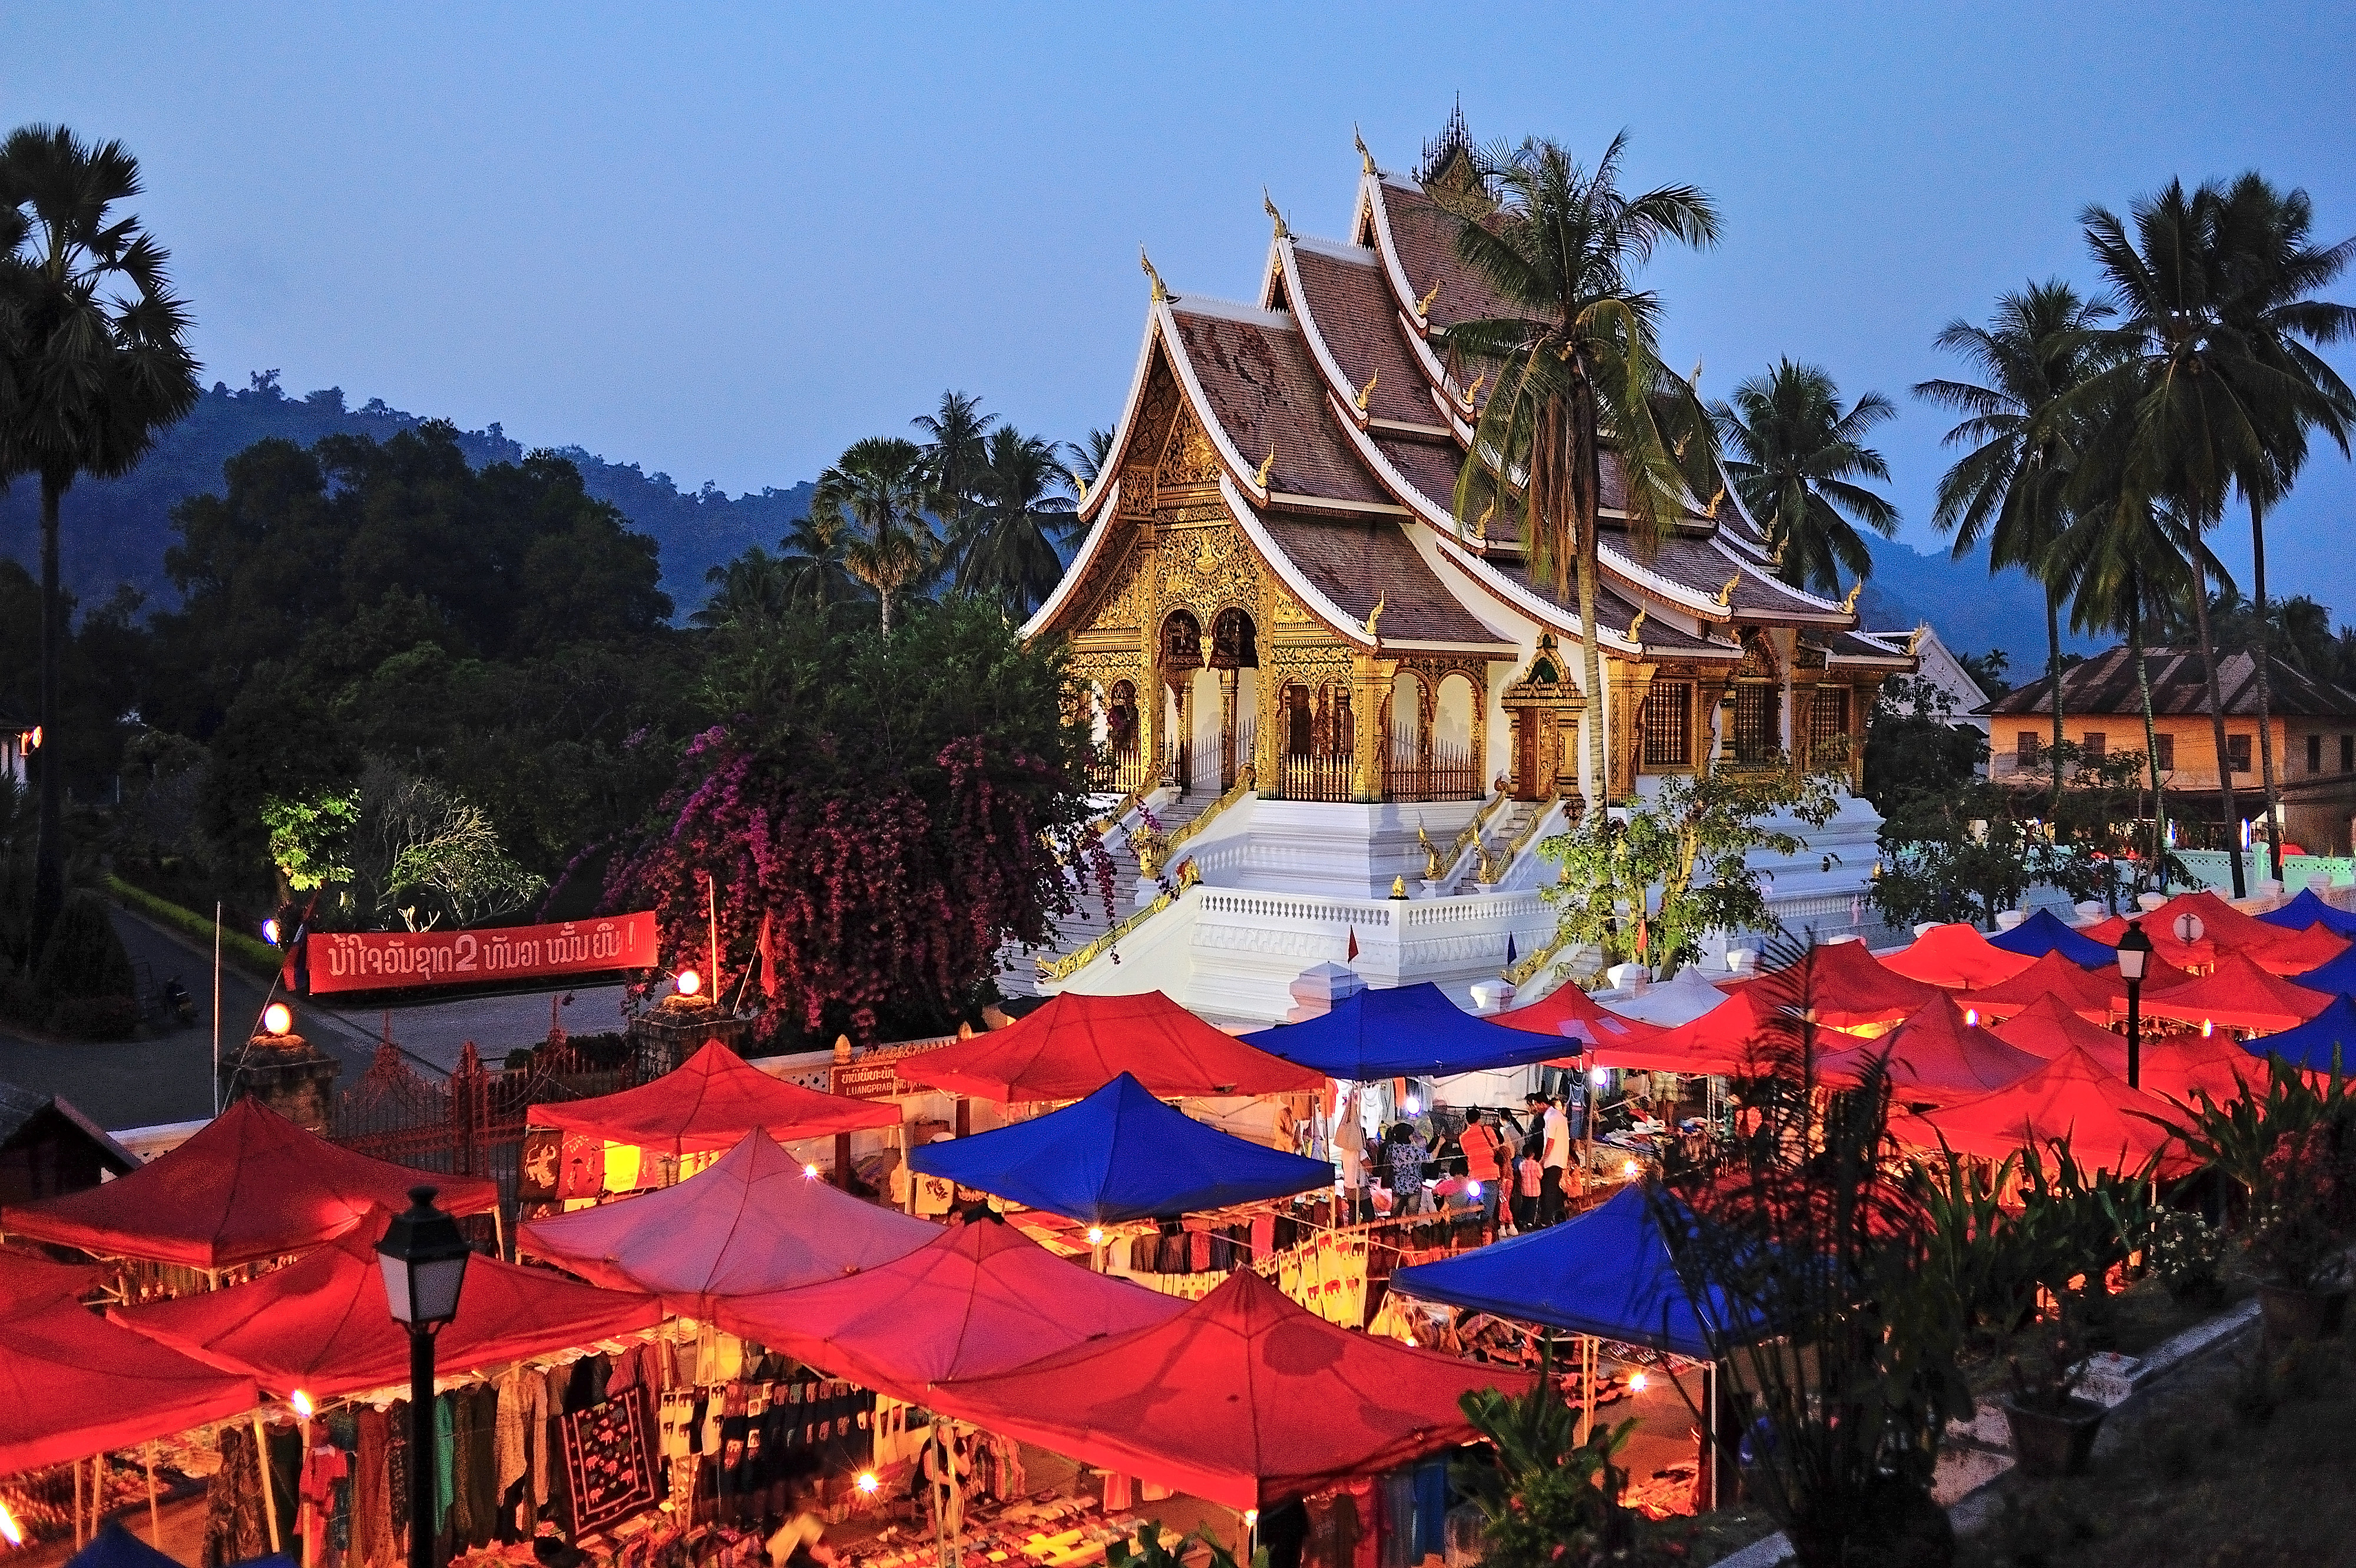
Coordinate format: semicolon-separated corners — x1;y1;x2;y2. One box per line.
1107;680;1139;757
1210;608;1258;669
1286;683;1313;757
1162;609;1203;672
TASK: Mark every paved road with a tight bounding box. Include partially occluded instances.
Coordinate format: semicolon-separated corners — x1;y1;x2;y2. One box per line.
0;901;626;1131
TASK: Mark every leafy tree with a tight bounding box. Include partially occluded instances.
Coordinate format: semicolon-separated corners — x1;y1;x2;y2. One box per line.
1441;133;1720;821
605;597;1108;1044
947;425;1076;614
0;124;200;952
353;763;544;930
1861;674;1986;811
261;788;359;896
1539;766;1838;972
813;435;937;634
1712;358;1900;596
1916;280;2118;819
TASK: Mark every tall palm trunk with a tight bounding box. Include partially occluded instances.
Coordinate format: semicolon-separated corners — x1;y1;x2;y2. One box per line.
2249;497;2284;882
879;590;892;636
2044;587;2066;823
2130;571;2169;894
31;476;68;954
2189;562;2245;896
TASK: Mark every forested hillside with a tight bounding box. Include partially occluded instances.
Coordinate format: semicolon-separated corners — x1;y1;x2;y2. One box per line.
0;372;813;614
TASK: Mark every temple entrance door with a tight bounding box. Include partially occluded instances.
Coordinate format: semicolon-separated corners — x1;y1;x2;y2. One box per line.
1514;714;1544;802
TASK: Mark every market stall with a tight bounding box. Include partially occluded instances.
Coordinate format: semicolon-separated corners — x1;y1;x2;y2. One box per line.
517;1128;938;1313
1988;994;2262;1104
2294;943;2356;998
1985;908;2116;967
894;991;1320;1101
1720;940;1941;1033
1960;949;2122;1023
1876;923;2034;990
1811;997;2044;1105
1493;983;1663;1050
0;1098;499;1285
906;1074;1334;1225
2134;951;2333;1035
1239;983;1564;1080
2245;994;2356;1073
2259;887;2356;938
1894;1043;2194;1175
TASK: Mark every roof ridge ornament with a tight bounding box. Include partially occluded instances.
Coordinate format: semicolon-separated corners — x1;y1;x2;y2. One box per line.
1355;124;1376;176
1907;623;1930;656
1263;188;1289;240
1255;445;1275;489
1069;465;1091;503
1627;607;1647;646
1461;372;1485;409
1364;593;1386;642
1715;573;1742;608
1140;247;1167;303
1354;371;1379;413
1416;280;1441;317
1840;580;1864;614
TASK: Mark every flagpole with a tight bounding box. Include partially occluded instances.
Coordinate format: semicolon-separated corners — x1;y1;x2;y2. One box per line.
212;902;223;1117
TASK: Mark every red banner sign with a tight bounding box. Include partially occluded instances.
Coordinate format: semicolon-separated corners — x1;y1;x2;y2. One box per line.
301;913;660;995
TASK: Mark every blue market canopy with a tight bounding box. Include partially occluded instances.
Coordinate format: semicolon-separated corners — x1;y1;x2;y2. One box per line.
1389;1186;1745;1361
68;1526;293;1568
2294;944;2356;1000
1986;908;2114;968
1238;982;1562;1080
2258;888;2356;940
2247;994;2356;1073
907;1073;1334;1224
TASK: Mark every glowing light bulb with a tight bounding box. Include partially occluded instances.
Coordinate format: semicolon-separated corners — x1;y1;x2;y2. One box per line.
1401;1097;1420;1116
1963;1008;1978;1027
1243;1510;1259;1528
675;968;701;997
1590;1066;1608;1087
2202;1018;2215;1038
1622;1160;1640;1180
802;1163;820;1179
857;1473;880;1496
1;1499;24;1547
263;1003;292;1036
1403;1337;1417;1348
290;1390;313;1419
261;918;280;945
1629;1372;1648;1392
1465;1180;1481;1198
1086;1227;1105;1245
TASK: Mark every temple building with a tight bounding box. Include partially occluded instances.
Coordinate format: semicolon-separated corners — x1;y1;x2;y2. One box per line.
1012;113;1913;1022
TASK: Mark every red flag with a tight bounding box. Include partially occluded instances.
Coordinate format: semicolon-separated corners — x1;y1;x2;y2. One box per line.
1346;927;1359;962
757;911;780;999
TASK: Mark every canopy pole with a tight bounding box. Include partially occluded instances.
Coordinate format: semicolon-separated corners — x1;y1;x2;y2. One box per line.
1706;1364;1719;1513
254;1415;283;1556
1579;1335;1595;1447
73;1451;84;1546
146;1453;162;1546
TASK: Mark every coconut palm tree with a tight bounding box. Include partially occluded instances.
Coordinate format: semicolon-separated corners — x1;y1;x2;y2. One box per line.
2074;177;2347;891
1712;359;1900;596
912;390;995;534
947;426;1076;616
1441;134;1721;819
812;436;935;634
693;545;790;628
0;124;200;951
1915;281;2117;819
2205;174;2356;878
1065;427;1115;494
775;511;864;618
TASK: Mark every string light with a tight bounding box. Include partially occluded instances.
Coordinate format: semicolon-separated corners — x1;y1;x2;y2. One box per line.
802;1163;820;1180
0;1500;22;1547
857;1473;880;1495
1401;1096;1421;1116
1086;1228;1105;1245
291;1390;314;1419
2202;1019;2215;1038
1963;1007;1978;1027
1629;1372;1649;1392
263;1003;292;1036
1621;1160;1640;1180
675;968;702;997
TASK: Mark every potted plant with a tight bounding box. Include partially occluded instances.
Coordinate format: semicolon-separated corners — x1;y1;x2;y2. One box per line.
2248;1106;2356;1347
1999;1291;2108;1477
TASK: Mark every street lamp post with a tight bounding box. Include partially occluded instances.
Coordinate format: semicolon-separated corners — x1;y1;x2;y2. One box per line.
377;1186;473;1568
2116;919;2153;1090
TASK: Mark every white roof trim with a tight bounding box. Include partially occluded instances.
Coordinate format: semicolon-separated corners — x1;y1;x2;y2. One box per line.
1219;474;1373;650
1426;530;1634;658
1166;293;1293;330
1705;536;1851;618
1021;478;1119;640
1292;232;1380;265
1159;298;1276;506
1278;239;1371;431
1362;176;1433;334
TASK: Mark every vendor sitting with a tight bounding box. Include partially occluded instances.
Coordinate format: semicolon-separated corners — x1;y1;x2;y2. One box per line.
766;1453;840;1568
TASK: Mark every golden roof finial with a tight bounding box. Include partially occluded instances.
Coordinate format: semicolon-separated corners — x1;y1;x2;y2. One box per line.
1068;466;1091;501
1907;623;1930;656
1415;280;1441;317
1474;497;1495;540
1462;372;1485;408
1140;246;1166;303
1354;124;1375;176
1254;445;1275;489
1354;371;1379;413
1263;188;1289;240
1689;356;1704;388
1627;607;1647;645
1706;485;1725;519
1715;572;1742;608
1840;580;1865;614
1364;593;1386;641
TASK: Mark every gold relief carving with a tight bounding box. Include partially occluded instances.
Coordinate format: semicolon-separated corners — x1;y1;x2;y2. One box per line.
1157;403;1225;492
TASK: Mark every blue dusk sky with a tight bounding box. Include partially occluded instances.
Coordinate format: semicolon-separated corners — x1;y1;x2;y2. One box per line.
8;2;2354;613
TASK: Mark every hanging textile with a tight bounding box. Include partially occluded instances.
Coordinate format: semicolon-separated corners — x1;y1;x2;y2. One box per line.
558;1385;661;1536
201;1427;268;1568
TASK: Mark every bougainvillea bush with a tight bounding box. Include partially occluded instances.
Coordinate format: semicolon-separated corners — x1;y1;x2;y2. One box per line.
602;597;1110;1045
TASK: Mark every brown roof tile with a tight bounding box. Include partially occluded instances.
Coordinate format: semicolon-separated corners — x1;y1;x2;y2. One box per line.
1252;510;1508;649
1374;179;1523;330
1167;305;1389;506
1986;647;2356;719
1286;244;1434;427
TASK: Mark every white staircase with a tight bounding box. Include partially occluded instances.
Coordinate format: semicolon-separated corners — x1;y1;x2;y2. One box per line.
998;785;1222;998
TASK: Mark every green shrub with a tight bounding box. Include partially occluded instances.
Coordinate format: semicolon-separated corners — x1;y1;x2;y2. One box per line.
32;891;136;1004
2147;1211;2229;1305
45;995;144;1041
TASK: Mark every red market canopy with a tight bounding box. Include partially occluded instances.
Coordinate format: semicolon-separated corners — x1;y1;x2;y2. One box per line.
2079;892;2340;976
2135;951;2334;1034
1878;924;2036;990
1727;940;1944;1029
1990;994;2257;1106
0;1289;260;1476
1494;981;1664;1056
1816;997;2044;1103
716;1219;1184;1404
527;1040;900;1156
114;1220;661;1401
897;991;1321;1101
0;1098;499;1272
924;1267;1521;1510
1962;950;2120;1024
1589;991;1784;1077
1897;1044;2191;1176
2251;921;2350;976
518;1129;937;1314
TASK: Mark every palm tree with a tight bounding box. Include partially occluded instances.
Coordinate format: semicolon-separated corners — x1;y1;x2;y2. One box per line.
693;544;790;628
912;391;995;535
775;512;865;617
947;426;1077;615
1915;281;2117;819
1712;359;1900;595
1065;427;1114;494
2205;174;2356;879
0;125;200;951
813;435;935;634
1440;134;1721;819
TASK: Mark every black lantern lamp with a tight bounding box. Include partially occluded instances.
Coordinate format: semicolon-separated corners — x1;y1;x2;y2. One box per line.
2115;919;2153;1090
378;1186;472;1568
